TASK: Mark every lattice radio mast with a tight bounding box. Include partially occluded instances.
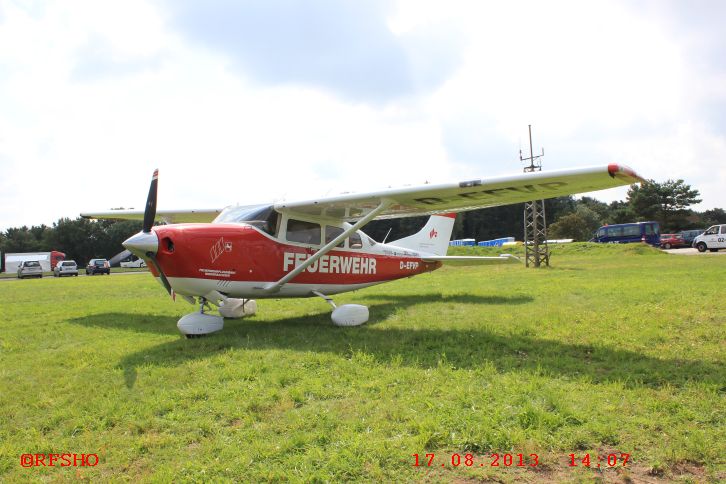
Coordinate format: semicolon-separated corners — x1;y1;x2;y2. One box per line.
520;125;549;267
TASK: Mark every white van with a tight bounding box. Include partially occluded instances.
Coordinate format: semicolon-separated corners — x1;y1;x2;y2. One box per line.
693;224;726;252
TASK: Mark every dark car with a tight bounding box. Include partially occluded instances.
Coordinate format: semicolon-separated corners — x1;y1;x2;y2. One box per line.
86;258;110;275
659;233;687;249
678;229;704;247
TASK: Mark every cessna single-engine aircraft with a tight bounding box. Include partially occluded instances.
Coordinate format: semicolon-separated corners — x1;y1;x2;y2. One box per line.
82;164;643;337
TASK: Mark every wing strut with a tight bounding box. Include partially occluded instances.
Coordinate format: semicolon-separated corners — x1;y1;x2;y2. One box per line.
262;200;392;293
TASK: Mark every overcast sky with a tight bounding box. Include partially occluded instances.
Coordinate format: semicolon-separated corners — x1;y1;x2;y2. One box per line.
2;0;725;230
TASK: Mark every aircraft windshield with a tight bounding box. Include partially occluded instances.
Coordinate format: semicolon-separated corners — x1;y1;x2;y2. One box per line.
213;204;280;237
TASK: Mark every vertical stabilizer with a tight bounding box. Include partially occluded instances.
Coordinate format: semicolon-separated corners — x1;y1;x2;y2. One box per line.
390;213;456;256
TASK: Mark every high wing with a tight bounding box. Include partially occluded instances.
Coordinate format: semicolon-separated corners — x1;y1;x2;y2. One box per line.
276;164;643;221
80;208;223;224
83;164;642;224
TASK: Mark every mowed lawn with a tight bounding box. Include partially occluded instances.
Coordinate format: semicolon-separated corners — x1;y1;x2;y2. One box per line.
0;244;724;482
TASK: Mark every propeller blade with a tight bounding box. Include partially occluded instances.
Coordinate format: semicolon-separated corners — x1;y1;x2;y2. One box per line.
142;169;159;233
146;252;173;296
108;249;132;267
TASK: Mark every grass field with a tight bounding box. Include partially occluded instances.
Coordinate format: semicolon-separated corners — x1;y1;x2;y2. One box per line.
1;243;724;482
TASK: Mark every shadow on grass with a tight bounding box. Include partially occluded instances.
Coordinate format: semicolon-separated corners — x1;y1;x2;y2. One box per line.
67;293;723;390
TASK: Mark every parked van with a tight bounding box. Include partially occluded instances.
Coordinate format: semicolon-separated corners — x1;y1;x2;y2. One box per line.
591;222;660;246
693;224;726;252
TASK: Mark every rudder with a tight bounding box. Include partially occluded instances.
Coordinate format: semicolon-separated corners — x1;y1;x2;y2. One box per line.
390;213;456;256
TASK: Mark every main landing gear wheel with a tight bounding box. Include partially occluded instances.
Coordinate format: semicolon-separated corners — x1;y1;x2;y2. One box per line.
312;291;369;327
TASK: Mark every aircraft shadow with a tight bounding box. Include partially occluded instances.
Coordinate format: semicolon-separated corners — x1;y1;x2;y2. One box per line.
67;294;724;390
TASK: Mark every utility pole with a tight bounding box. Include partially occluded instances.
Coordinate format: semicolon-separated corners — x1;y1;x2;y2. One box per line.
520;125;549;268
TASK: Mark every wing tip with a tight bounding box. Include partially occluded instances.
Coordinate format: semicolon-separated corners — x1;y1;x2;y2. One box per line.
608;164;645;183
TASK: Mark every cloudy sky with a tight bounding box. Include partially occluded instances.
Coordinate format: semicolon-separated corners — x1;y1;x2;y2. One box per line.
1;0;725;230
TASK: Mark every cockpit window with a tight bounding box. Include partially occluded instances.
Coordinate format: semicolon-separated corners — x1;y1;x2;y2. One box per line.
325;225;345;247
213;205;280;237
287;219;321;245
349;232;363;249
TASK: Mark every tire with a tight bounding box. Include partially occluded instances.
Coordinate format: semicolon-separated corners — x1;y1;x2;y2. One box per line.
696;242;707;253
664;243;671;249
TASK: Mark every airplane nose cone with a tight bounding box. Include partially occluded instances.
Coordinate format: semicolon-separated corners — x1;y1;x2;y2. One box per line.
123;231;159;257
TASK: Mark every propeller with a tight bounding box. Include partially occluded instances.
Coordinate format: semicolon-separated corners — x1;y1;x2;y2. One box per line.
124;169;173;296
143;169;159;233
108;249;132;267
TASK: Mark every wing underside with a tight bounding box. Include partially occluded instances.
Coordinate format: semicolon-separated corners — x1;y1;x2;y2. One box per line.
80;208;222;224
276;164;643;221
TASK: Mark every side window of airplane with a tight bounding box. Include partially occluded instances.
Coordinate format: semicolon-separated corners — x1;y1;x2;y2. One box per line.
325;225;345;247
286;219;321;245
349;232;363;249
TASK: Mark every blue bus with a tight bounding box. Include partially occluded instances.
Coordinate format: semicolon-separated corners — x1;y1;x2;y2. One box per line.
591;222;660;246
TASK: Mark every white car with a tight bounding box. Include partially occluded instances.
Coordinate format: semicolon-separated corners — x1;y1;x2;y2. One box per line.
120;258;146;268
54;260;79;277
693;224;726;252
17;260;43;279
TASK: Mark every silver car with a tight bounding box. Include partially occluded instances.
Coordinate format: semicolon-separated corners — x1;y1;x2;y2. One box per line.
17;260;43;279
54;260;79;277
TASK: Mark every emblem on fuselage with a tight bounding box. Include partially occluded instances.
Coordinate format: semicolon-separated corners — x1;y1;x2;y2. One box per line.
210;237;232;263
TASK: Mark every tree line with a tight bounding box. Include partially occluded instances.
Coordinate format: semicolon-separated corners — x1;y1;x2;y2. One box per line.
1;179;723;270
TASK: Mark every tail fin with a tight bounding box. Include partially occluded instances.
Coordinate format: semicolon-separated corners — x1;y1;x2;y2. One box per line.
390;213;456;256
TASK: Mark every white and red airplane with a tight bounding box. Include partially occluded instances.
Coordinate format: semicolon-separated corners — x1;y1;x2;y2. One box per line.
83;164;643;337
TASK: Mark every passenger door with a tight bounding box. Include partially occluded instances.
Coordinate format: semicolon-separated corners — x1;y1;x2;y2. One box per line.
717;225;726;248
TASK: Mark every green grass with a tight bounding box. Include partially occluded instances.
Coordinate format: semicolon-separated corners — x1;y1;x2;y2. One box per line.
1;243;724;482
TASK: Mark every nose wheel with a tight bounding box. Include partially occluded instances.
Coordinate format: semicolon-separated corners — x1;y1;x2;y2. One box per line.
178;297;224;338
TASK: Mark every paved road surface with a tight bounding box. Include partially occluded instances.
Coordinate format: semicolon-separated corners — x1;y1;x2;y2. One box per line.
663;248;726;255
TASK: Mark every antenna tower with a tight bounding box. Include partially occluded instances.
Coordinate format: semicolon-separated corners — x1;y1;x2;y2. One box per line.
520;125;549;268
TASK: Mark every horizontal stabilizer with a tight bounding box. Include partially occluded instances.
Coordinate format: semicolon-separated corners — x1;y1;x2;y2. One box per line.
422;254;521;266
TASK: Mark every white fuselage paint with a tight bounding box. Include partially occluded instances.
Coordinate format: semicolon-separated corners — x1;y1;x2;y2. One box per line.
167;277;383;299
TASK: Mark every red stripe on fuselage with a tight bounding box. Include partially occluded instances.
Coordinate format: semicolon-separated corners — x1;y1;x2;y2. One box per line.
152;224;440;285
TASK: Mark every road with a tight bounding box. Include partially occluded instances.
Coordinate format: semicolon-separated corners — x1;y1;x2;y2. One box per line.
663;247;726;255
0;271;148;282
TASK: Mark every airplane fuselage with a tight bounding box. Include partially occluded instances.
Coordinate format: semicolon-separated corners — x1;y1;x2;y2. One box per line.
149;223;442;299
